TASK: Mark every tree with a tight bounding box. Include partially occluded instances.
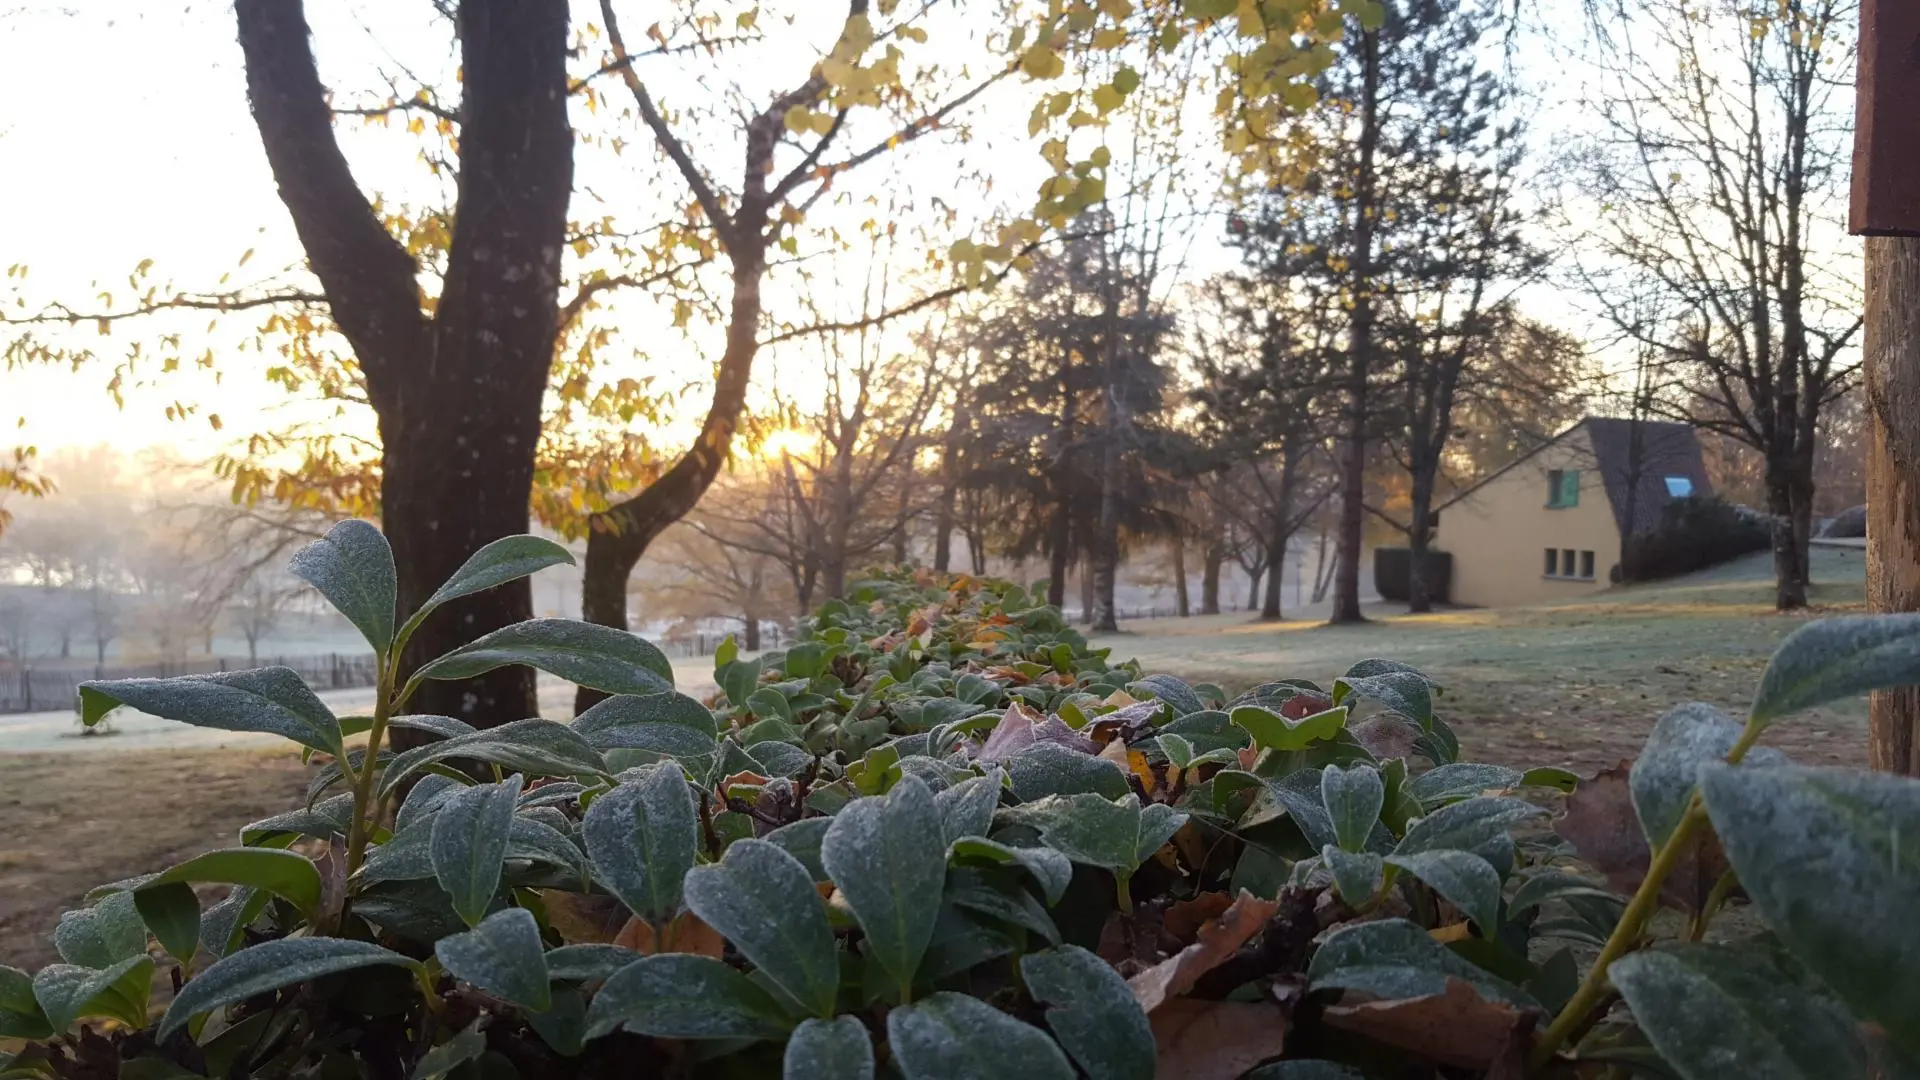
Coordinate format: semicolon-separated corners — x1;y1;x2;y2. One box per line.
1566;0;1861;610
0;446;50;539
647;515;792;651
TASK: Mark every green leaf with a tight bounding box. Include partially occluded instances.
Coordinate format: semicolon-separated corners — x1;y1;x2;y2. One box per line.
1307;918;1536;1008
782;642;826;679
288;519;396;655
1385;850;1502;935
1321;846;1383;906
1611;943;1870;1080
1751;613;1920;726
785;1015;875;1079
1232;704;1348;751
1001;794;1186;875
1632;703;1787;847
410;1019;488;1080
53;891;147;967
0;966;52;1040
78;667;344;757
683;839;840;1019
936;772;1003;845
1019;946;1154;1080
719;656;764;708
241;793;355;847
132;884;199;964
1322;763;1384;852
33;956;152;1033
1243;1062;1370;1079
431;776;523;927
747;686;795;722
1128;674;1205;717
1394;795;1542;859
1520;765;1579;792
582;764;698;925
199;886;268;959
380;719;607;797
1699;763;1920;1053
947;836;1073;905
1506;871;1622;917
584;955;791;1041
401;534;573;644
822;776;946;993
715;634;740;670
887;992;1074;1080
1407;763;1524;809
413;618;674;698
139;847;323;920
764;817;833;882
1333;670;1434;729
572;692;718;755
544;944;640;984
434;907;551;1012
364;812;583;885
1006;743;1129;801
157;938;414;1040
946;871;1061;945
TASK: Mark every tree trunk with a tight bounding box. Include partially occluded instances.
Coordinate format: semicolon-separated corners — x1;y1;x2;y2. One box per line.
1406;464;1437;614
1260;453;1300;621
1260;537;1286;620
1046;506;1070;609
933;471;956;573
743;615;761;652
1330;26;1381;625
1172;537;1190;617
1765;470;1809;610
238;0;572;728
1246;566;1263;612
1079;560;1096;626
1867;235;1920;775
1200;542;1222;616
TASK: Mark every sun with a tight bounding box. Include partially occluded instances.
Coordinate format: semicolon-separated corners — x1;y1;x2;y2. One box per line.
757;427;818;462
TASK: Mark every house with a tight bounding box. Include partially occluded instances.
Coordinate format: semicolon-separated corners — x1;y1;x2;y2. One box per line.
1430;417;1713;607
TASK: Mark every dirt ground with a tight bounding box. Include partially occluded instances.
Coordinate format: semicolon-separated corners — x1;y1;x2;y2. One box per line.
1104;546;1871;774
0;747;313;969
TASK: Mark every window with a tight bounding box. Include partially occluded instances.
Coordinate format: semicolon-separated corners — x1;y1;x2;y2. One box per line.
1547;469;1580;507
1664;475;1694;497
1581;550;1595;579
1544;548;1558;576
1563;549;1576;577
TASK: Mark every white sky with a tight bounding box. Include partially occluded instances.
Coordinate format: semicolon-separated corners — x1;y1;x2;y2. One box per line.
0;0;1864;477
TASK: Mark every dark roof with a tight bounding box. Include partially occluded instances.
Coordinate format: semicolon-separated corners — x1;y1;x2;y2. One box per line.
1582;417;1714;536
1437;416;1713;537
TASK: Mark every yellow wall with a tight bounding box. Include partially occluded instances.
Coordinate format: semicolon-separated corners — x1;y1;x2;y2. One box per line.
1432;428;1621;608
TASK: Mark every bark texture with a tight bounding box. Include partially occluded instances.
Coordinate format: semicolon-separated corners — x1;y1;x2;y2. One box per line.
1867;236;1920;775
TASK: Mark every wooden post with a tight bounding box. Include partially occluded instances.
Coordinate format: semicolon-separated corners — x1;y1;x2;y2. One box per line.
1855;0;1920;774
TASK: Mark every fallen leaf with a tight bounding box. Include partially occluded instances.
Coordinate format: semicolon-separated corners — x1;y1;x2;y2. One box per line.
1428;921;1472;944
1149;999;1288;1080
615;911;725;958
1279;693;1333;719
719;769;771;793
1349;715;1421;761
1236;747;1261;771
1162;892;1233;945
543;892;630;944
1321;978;1527;1071
1130;890;1280;1013
1099;737;1131;765
1554;761;1726;913
1170;822;1209;873
1104;690;1140;708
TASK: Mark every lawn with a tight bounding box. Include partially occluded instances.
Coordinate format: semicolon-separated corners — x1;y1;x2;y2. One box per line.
1102;545;1870;774
0;547;1869;965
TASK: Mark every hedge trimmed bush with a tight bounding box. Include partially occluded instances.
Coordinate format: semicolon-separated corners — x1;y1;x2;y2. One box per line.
4;521;1918;1078
1620;495;1772;582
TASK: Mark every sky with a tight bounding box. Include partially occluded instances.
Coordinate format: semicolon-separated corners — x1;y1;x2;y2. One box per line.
0;0;1866;484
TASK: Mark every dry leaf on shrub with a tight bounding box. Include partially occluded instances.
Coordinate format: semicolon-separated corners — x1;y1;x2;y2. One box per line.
1162;892;1234;946
1321;977;1527;1070
1349;715;1421;761
1554;760;1728;913
1148;998;1289;1080
615;911;725;957
543;892;631;944
1130;890;1280;1012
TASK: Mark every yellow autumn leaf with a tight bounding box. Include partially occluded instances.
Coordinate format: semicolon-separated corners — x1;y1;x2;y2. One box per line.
1019;43;1064;79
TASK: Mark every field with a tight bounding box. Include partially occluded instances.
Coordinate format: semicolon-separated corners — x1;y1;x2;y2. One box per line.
1109;546;1870;773
0;546;1870;966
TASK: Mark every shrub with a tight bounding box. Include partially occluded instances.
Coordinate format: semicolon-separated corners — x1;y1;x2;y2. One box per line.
1620;495;1772;582
4;519;1918;1078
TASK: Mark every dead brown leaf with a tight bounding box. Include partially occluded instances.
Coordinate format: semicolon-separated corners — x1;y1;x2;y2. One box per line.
1349;715;1422;761
1130;890;1280;1013
1554;760;1726;913
543;892;631;944
1321;978;1526;1071
1148;999;1288;1080
1162;892;1233;946
614;911;726;957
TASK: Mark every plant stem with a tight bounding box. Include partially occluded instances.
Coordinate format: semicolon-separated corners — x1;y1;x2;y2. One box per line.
1531;718;1765;1069
1115;871;1133;912
344;658;395;880
1688;869;1739;942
